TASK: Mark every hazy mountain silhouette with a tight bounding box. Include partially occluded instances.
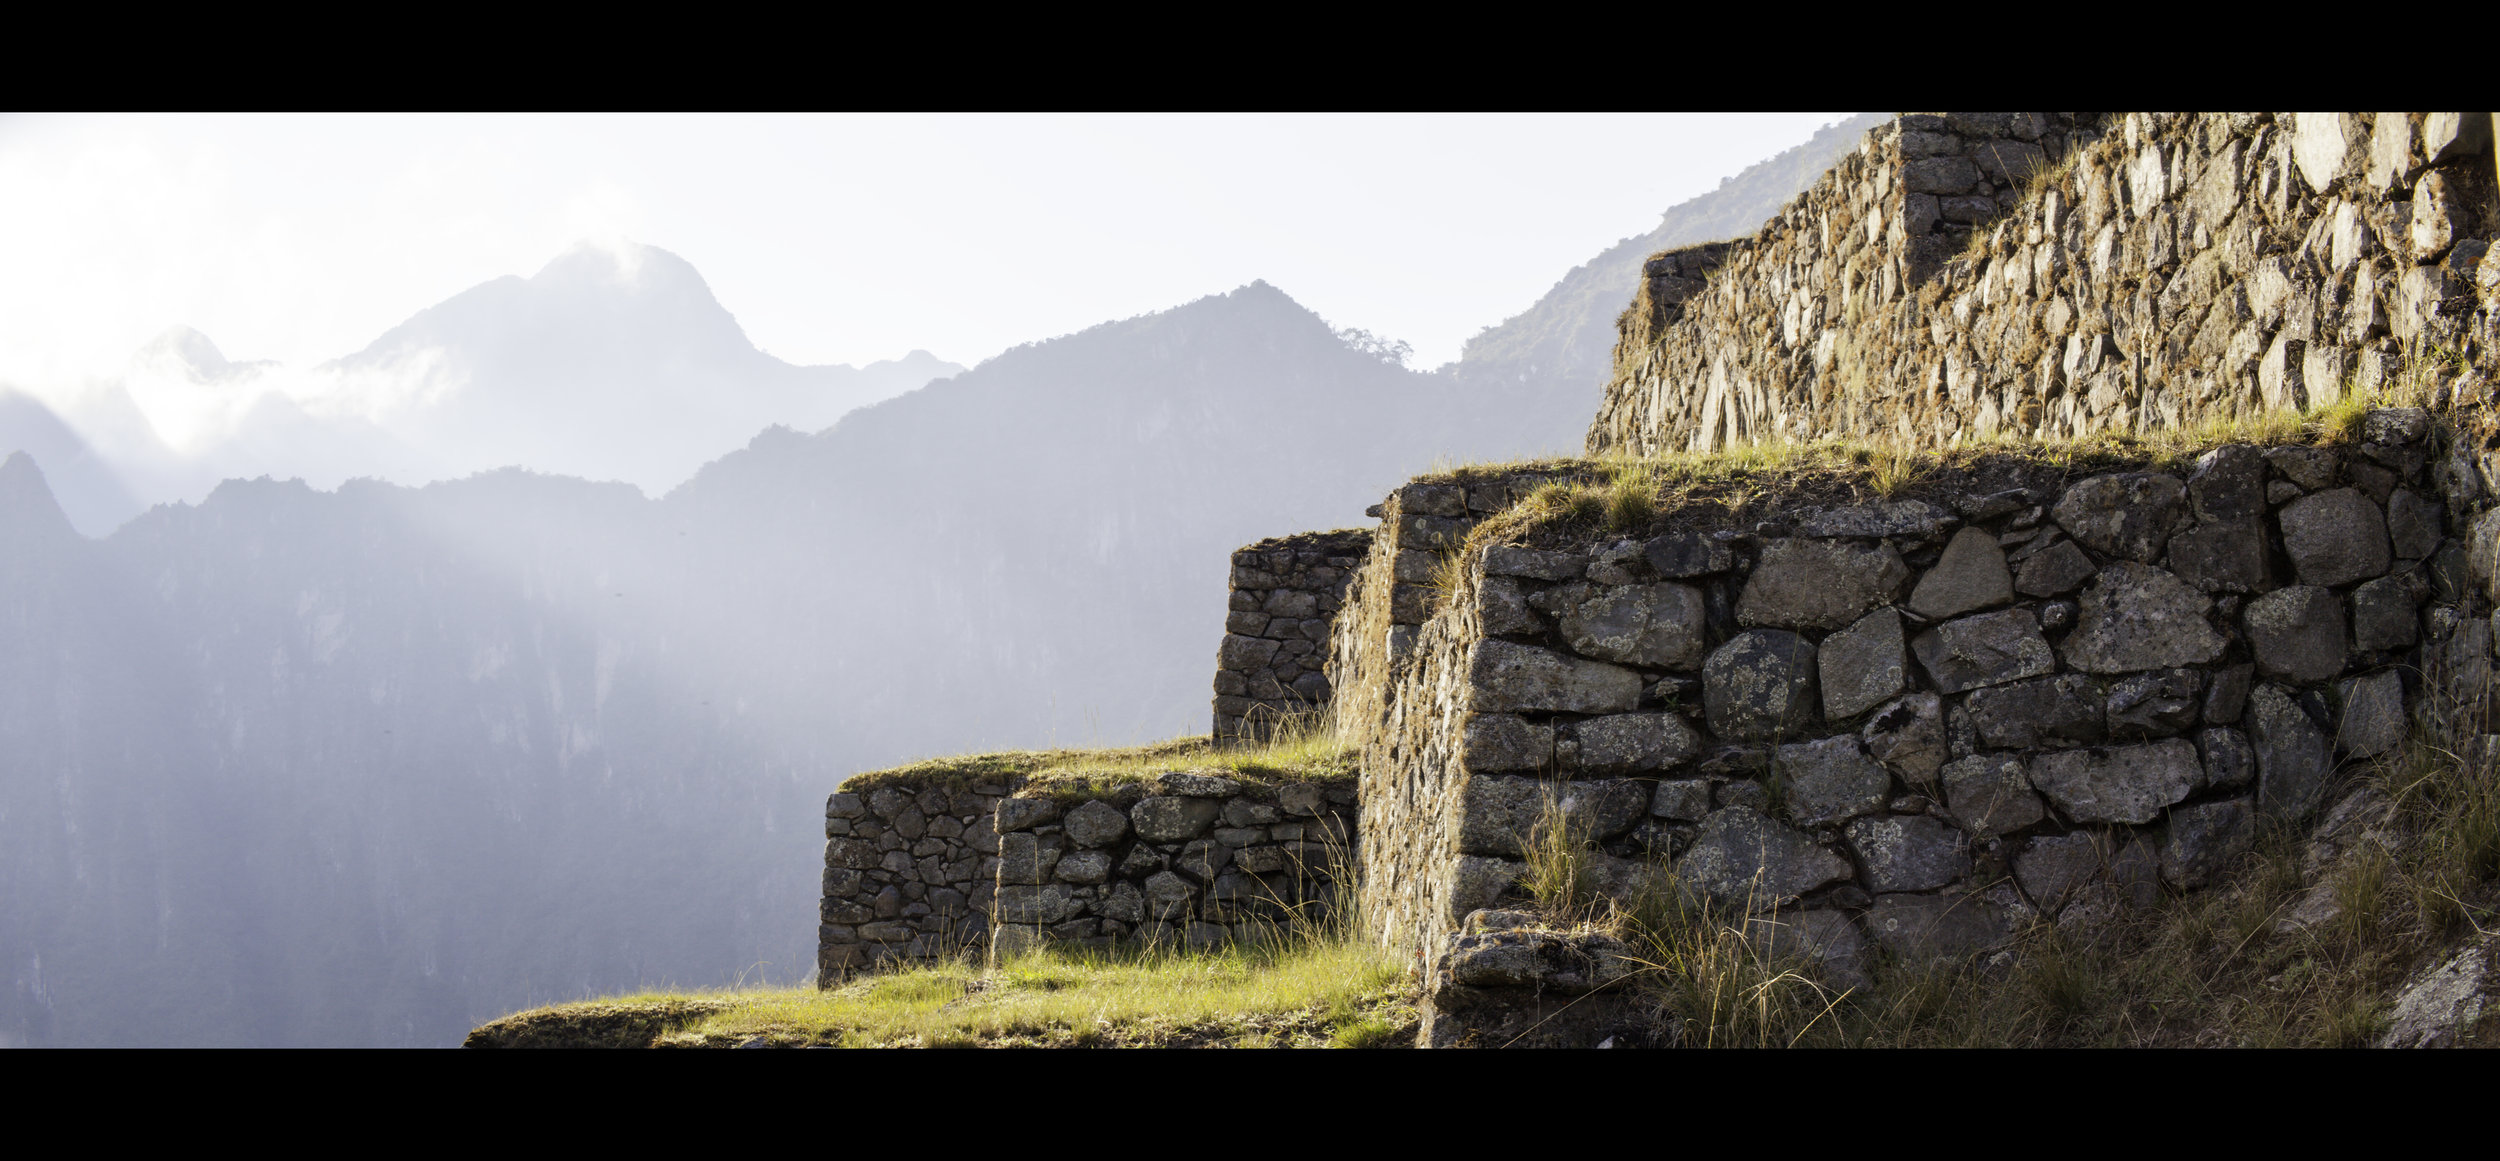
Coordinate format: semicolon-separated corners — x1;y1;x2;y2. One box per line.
321;243;963;490
0;390;143;535
1450;113;1884;449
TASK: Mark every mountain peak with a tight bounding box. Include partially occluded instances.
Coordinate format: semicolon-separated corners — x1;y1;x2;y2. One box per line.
0;451;80;542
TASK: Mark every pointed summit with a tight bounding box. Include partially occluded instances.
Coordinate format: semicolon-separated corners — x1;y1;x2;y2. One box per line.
0;451;82;544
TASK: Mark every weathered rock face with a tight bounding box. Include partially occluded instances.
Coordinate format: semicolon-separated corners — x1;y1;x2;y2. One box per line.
1677;806;1853;909
2248;685;2335;820
1470;639;1643;715
2279;488;2392;588
2244;586;2349;684
1559;582;1709;669
2030;739;2201;824
1705;630;1820;740
1738;539;1910;631
2060;563;2228;673
1941;753;2046;836
1912;607;2055;693
1819;608;1908;719
1964;674;2104;748
1908;527;2014;619
2054;474;2190;563
1777;736;1891;827
1847;814;1971;893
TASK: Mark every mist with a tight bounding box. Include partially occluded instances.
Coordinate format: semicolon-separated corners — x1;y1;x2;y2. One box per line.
0;115;1862;1046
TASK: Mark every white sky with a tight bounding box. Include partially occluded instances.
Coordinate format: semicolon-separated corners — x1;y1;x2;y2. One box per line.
0;113;1848;397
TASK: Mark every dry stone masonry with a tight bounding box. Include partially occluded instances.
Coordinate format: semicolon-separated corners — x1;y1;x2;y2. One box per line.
989;773;1358;953
1213;530;1369;744
1351;412;2498;981
821;770;1356;981
1592;113;2497;455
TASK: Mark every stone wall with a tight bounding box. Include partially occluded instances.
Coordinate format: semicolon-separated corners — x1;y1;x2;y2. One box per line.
989;773;1358;951
1591;112;2499;456
819;770;1358;981
819;776;1013;979
1214;530;1369;744
1352;413;2497;979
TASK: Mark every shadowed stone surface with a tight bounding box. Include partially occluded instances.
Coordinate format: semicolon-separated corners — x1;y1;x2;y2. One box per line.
1562;712;1701;774
2160;798;2255;889
1462;713;1554;772
1941;753;2045;836
2199;726;2256;791
2205;663;2254;724
2029;739;2199;823
1737;539;1910;631
1478;576;1543;636
1777;735;1891;827
1965;674;2105;748
2188;444;2268;522
1704;630;1819;741
2053;473;2189;562
1819;607;1908;720
1559;582;1708;669
1863;692;1948;784
1846;815;1970;892
1132;796;1222;843
1676;806;1852;909
1797;499;1955;538
1642;532;1732;578
1912;607;2055;693
2351;573;2423;652
2106;668;2203;737
1908;527;2013;619
1457;776;1650;857
2015;833;2105;913
2388;488;2443;560
2249;685;2334;820
2335;670;2406;759
1469;639;1643;714
2015;540;2098;596
1650;779;1711;822
2061;563;2227;673
2167;519;2272;593
2244;585;2348;685
2280;488;2391;587
1746;910;1869;989
1863;893;2014;963
1483;546;1586;581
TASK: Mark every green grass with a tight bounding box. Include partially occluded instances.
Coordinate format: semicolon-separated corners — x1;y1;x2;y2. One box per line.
845;721;1354;801
469;934;1413;1049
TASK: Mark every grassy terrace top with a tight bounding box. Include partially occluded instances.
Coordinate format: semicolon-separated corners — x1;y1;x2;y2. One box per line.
842;727;1356;800
467;937;1410;1049
1416;382;2464;555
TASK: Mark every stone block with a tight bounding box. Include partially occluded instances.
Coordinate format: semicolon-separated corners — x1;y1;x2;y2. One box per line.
2188;444;2269;522
2029;739;2200;824
2052;473;2190;563
1131;796;1221;843
1055;850;1112;885
1675;806;1853;910
1703;630;1819;741
1469;639;1643;715
1911;607;2055;693
1796;498;1956;539
1063;799;1129;848
1462;713;1555;773
1965;674;2104;748
2204;663;2254;724
2060;562;2227;673
1561;712;1701;774
2280;488;2391;587
2014;832;2104;913
1819;607;1909;720
993;884;1081;926
1482;545;1586;581
2015;540;2098;596
1846;814;1971;893
1908;526;2014;619
2335;670;2406;759
1775;735;1892;827
2249;685;2335;820
1478;575;1543;637
2106;668;2203;737
1559;581;1709;669
2166;519;2272;593
1737;538;1910;632
1456;775;1649;857
2244;585;2349;685
2161;798;2256;889
1643;531;1734;578
2386;488;2441;562
1650;779;1712;822
1216;634;1280;672
1862;893;2014;964
1863;693;1949;784
1157;772;1239;797
1941;753;2046;837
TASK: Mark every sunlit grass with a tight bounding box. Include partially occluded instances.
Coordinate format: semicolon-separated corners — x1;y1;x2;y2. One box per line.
477;935;1410;1049
844;717;1352;800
